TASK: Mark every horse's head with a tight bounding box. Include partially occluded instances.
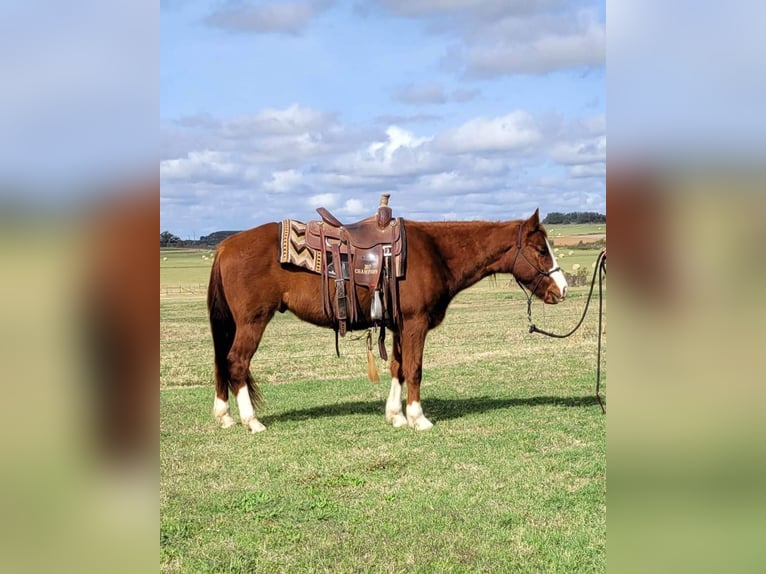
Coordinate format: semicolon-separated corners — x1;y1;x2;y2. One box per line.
511;209;568;304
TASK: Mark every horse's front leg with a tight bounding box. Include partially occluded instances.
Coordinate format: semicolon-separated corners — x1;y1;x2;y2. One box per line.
400;320;433;431
385;332;407;428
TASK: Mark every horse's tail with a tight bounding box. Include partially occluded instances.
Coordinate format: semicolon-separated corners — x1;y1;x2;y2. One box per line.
207;251;263;410
207;252;235;401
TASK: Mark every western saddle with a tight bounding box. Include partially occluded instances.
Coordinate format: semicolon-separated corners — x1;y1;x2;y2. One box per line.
303;194;406;359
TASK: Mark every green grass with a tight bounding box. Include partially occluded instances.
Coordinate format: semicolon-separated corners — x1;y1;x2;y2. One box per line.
551;248;604;279
161;249;214;295
161;268;606;572
545;223;606;237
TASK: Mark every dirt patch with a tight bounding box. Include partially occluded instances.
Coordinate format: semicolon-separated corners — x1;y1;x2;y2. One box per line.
551;233;605;247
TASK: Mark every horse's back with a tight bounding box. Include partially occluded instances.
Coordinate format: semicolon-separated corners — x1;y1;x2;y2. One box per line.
217;222;279;256
215;222;330;325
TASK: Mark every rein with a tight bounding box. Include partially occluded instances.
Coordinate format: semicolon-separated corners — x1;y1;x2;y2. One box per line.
516;248;607;413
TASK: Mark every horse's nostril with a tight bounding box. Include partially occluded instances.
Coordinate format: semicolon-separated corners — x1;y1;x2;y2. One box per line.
562;285;568;298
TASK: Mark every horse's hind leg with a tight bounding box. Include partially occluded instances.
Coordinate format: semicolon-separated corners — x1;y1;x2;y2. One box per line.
214;389;237;429
385;333;407;428
229;316;271;433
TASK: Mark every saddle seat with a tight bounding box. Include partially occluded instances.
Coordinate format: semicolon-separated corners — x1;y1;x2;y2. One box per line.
312;209;400;250
303;195;406;355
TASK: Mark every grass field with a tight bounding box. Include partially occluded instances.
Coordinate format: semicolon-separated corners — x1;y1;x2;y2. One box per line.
160;230;606;573
544;223;606;238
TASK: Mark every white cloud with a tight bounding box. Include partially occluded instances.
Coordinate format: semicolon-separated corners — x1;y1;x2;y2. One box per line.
394;83;447;104
160;150;241;182
367;126;430;160
206;0;333;35
162;104;351;174
568;163;605;178
451;88;480;102
582;114;606;135
376;0;504;18
433;110;541;154
308;192;339;208
339;198;366;216
393;83;481;105
550;135;606;165
161;108;604;236
317;172;385;188
221;104;334;137
417;171;500;194
463;19;605;77
264;169;302;193
373;2;605;77
338;125;441;177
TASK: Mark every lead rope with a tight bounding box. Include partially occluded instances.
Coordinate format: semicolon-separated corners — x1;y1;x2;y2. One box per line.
519;249;607;413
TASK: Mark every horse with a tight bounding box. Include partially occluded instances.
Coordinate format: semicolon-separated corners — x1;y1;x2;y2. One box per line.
207;208;568;432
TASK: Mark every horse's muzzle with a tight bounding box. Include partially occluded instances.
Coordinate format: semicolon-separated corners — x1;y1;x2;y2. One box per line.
544;284;566;304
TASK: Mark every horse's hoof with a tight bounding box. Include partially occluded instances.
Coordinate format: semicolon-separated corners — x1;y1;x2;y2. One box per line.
219;415;237;429
242;416;266;433
247;419;267;433
388;413;407;428
409;417;434;431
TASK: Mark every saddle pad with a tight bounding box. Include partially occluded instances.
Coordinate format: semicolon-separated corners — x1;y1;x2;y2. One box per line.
278;219;323;273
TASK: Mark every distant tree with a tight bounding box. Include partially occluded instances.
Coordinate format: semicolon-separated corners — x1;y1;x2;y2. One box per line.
543;211;605;225
160;231;181;247
544;212;566;224
198;230;241;246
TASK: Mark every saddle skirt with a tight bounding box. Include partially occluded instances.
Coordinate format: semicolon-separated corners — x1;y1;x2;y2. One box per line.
278;219;323;273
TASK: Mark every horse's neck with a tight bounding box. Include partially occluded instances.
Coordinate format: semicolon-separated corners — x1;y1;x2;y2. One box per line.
424;220;520;296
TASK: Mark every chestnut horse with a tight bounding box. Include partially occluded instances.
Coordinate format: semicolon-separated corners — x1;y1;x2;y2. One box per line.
207;208;568;432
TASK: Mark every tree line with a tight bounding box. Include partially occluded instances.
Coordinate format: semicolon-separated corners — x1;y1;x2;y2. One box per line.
161;230;240;248
542;211;605;225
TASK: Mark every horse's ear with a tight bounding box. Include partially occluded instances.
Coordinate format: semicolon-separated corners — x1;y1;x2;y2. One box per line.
524;208;541;232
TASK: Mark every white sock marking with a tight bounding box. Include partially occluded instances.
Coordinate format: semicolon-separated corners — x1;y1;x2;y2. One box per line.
236;385;255;423
213;397;236;428
213;396;229;418
386;378;407;427
235;385;266;432
406;401;433;431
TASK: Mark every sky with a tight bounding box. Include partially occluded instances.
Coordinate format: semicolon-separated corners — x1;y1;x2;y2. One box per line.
161;0;605;239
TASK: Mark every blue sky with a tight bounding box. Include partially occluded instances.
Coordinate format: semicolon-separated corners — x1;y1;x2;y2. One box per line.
161;0;605;239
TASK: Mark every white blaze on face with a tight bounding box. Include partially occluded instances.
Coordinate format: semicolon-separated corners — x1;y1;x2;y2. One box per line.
546;238;568;298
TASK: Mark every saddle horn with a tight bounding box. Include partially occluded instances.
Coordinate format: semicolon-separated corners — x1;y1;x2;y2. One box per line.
377;193;392;228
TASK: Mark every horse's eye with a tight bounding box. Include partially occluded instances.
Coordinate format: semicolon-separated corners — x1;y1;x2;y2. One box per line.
538;247;547;256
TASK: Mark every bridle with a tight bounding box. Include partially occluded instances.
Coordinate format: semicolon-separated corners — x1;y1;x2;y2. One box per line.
510;222;561;306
